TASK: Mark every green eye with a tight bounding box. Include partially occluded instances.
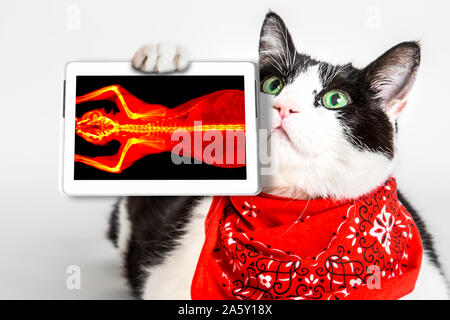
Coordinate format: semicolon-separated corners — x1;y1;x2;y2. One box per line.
322;90;349;109
263;76;283;95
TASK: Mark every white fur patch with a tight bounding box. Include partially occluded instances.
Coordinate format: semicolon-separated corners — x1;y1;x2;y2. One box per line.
141;197;212;299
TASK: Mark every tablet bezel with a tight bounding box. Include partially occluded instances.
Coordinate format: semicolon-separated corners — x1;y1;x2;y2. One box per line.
60;61;260;195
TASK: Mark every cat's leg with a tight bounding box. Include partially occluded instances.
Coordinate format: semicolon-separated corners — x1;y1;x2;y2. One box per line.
109;196;208;299
141;197;212;300
132;43;188;73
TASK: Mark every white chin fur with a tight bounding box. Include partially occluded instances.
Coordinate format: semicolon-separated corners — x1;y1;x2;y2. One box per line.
262;129;395;200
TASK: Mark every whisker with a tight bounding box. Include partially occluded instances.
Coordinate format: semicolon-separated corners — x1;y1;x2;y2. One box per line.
280;198;311;237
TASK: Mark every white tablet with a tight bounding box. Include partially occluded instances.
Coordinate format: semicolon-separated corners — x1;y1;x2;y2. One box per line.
60;61;260;196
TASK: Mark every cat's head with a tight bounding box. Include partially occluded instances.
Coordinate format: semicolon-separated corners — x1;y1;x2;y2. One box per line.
258;12;420;200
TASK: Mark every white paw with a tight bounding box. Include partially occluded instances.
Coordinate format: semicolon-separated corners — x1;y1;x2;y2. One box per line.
132;43;188;73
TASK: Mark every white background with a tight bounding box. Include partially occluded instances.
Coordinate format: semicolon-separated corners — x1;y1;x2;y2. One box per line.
0;0;449;299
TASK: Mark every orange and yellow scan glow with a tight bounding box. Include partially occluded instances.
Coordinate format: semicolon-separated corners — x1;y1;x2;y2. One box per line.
75;85;246;173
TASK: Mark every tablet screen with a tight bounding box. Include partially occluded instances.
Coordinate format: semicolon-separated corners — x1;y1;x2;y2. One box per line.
74;75;246;180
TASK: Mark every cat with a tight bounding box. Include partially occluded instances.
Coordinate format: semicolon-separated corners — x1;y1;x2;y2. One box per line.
108;12;449;299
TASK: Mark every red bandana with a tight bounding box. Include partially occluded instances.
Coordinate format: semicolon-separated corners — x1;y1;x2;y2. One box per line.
191;178;423;300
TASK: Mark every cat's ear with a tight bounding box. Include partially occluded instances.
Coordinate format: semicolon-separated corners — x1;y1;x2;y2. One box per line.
259;12;296;67
365;41;421;118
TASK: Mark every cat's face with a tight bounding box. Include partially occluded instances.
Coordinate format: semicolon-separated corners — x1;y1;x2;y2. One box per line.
258;12;420;200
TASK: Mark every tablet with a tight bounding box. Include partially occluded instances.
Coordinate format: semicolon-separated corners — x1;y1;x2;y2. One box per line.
60;61;260;195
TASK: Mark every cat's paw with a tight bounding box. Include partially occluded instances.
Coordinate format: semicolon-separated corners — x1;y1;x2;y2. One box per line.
132;43;188;73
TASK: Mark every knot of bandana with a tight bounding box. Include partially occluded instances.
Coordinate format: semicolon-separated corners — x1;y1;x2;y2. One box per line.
191;178;423;300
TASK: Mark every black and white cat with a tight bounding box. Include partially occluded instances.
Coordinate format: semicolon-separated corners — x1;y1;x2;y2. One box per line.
108;12;449;299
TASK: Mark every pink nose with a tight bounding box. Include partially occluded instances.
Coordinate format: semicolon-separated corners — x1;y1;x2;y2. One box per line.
274;102;300;119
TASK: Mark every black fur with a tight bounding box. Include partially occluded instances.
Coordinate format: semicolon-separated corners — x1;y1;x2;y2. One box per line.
108;196;200;298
